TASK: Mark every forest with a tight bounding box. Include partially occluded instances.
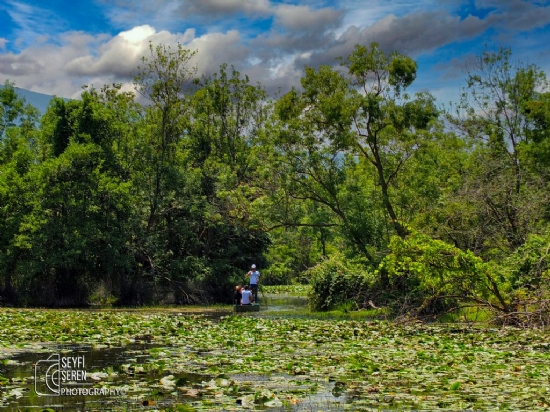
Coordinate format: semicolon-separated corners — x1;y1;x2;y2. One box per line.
1;42;549;325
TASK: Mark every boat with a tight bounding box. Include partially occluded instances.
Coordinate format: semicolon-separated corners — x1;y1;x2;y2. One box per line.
234;304;261;312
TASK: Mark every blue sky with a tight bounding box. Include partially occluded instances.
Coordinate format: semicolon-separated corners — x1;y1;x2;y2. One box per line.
0;0;549;105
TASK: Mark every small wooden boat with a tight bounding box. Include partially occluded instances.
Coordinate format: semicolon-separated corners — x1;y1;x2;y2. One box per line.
234;304;261;313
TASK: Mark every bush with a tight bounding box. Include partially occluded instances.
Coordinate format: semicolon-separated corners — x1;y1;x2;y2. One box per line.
307;254;375;311
379;230;508;317
501;232;550;291
493;232;550;326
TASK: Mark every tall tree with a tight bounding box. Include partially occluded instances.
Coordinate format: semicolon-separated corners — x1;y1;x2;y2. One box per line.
447;47;549;252
7;85;138;306
0;80;39;141
186;65;271;287
0;80;39;303
133;42;197;229
273;43;438;254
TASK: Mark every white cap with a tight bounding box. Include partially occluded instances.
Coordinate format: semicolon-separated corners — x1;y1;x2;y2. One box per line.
251;264;256;269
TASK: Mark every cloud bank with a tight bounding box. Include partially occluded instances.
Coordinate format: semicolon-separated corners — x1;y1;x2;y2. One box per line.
0;0;548;102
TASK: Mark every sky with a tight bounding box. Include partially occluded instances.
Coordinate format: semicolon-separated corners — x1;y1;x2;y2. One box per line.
0;0;549;106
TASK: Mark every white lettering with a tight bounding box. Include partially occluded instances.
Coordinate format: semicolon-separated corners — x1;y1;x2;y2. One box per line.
57;386;125;397
61;369;87;381
61;356;85;369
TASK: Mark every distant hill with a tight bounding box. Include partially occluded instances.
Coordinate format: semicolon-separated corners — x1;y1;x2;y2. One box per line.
0;85;60;114
14;87;58;114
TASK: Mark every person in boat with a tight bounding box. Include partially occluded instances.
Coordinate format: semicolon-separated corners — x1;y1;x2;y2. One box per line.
240;285;253;305
246;264;261;303
233;285;242;305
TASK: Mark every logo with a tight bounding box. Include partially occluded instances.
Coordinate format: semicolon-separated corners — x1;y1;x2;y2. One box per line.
33;353;130;397
34;354;88;396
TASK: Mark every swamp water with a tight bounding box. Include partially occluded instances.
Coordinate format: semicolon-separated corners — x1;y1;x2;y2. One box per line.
4;296;542;411
0;296;349;411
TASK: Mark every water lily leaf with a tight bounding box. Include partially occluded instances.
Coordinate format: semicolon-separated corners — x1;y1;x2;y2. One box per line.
450;381;461;391
160;374;176;389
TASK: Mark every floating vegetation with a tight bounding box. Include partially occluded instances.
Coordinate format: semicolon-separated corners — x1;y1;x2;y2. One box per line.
0;308;549;410
261;285;311;296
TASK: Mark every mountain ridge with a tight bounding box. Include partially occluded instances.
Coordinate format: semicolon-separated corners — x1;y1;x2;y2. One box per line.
14;87;58;114
0;85;62;114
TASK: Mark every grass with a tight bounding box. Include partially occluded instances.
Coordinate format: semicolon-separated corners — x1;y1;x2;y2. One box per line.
261;291;390;321
436;306;493;324
261;284;311;296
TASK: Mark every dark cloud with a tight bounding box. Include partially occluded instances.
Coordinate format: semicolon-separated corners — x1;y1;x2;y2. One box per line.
249;5;343;69
0;53;43;76
299;10;492;71
273;5;343;32
492;0;550;31
433;53;480;81
253;30;337;61
187;30;252;77
174;0;271;19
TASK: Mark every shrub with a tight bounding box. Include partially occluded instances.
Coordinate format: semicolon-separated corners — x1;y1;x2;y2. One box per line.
378;230;509;317
307;254;375;311
501;232;550;291
493;231;550;326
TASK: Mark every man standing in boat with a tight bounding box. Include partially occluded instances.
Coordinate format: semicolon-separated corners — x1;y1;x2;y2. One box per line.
246;264;260;303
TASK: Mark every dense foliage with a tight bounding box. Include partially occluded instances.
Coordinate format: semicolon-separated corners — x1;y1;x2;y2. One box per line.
1;44;549;322
307;254;374;311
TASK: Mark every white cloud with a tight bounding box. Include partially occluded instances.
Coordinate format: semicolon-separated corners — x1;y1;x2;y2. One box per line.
0;24;249;99
118;25;156;44
65;25;195;78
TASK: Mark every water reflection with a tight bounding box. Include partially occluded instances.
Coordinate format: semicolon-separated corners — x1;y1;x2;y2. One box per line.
0;343;165;410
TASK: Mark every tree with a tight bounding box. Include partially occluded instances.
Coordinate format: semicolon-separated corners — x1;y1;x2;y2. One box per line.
133;42;197;232
272;43;438;261
380;229;510;317
522;91;550;190
1;84;140;306
447;47;549;253
14;142;133;306
185;65;271;293
0;80;40;303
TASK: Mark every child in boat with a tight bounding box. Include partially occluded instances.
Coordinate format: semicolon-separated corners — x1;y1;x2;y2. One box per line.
233;285;242;305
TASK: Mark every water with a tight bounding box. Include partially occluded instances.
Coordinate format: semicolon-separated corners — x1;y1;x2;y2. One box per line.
0;343;174;410
0;345;346;411
0;296;350;411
